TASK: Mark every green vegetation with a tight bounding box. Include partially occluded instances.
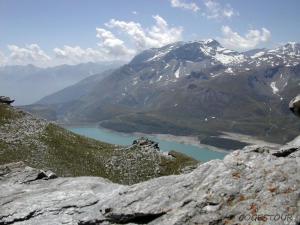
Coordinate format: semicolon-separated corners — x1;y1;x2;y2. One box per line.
100;107;300;146
159;151;198;175
0;104;198;185
0;103;22;125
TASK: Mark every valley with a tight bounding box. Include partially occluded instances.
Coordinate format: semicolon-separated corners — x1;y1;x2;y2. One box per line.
0;103;198;185
1;1;300;224
26;40;300;149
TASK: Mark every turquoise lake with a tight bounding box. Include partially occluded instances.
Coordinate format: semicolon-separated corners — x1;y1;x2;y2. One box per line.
67;126;227;162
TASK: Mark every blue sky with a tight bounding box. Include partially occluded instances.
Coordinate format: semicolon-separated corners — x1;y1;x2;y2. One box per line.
0;0;299;67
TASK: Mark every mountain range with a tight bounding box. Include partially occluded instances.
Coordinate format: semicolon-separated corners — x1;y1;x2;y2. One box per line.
27;40;300;145
0;61;123;105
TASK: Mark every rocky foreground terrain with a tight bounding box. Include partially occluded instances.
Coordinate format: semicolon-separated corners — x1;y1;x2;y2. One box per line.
1;97;299;225
0;138;299;224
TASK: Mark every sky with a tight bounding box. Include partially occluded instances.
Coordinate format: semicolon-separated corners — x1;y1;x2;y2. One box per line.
0;0;299;67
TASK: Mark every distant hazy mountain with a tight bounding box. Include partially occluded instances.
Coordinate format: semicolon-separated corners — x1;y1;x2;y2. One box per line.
30;40;300;144
0;62;123;105
37;70;114;105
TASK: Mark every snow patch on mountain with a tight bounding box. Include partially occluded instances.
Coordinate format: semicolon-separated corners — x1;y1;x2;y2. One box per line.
144;39;247;66
164;63;170;69
196;40;246;65
251;51;265;59
270;82;279;94
174;67;180;78
214;53;245;65
225;67;234;74
146;43;182;62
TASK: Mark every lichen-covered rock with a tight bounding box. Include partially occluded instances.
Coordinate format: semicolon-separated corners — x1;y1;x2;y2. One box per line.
0;139;299;225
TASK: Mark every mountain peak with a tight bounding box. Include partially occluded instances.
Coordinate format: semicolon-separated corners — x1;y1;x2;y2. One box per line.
202;38;221;46
203;38;215;43
130;40;300;69
186;39;221;48
270;42;300;55
130;39;245;65
286;41;298;46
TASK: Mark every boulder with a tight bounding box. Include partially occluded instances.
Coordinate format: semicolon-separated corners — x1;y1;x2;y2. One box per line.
0;96;15;105
0;142;299;225
289;95;300;117
132;137;160;151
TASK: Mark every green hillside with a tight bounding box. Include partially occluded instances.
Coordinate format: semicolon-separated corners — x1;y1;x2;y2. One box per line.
0;103;197;185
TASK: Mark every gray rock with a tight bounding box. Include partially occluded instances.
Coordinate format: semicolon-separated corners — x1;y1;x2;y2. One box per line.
0;138;299;225
0;95;14;105
132;137;160;151
289;94;300;117
43;170;57;179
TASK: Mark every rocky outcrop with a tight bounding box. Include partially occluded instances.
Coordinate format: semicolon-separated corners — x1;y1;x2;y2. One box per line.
132;137;159;151
0;96;14;105
290;95;300;117
1;140;299;225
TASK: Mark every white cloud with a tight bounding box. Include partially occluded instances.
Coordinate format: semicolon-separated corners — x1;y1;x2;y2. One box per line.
2;29;136;67
0;51;7;66
105;20;148;50
203;0;237;19
149;15;183;46
53;29;136;64
96;28;136;60
7;44;51;67
0;15;182;67
105;15;183;50
220;26;271;50
56;15;182;64
169;0;237;20
53;46;103;65
170;0;200;12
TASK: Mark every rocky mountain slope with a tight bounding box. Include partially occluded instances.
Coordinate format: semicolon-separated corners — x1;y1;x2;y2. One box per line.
0;103;197;185
0;135;299;224
33;40;300;145
0;62;122;105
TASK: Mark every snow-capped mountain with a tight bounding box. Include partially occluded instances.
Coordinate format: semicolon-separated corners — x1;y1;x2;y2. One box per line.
34;40;300;144
247;42;300;68
128;40;300;85
127;39;249;85
135;39;246;65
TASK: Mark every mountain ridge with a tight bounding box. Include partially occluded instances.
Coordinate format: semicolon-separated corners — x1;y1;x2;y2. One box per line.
30;40;300;146
0;62;124;105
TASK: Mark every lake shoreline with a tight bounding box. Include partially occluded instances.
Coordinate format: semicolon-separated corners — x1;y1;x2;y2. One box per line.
63;123;280;155
63;123;229;153
132;132;230;154
219;132;281;149
64;125;227;161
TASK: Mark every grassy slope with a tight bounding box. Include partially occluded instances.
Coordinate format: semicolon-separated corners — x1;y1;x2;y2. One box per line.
0;104;197;185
